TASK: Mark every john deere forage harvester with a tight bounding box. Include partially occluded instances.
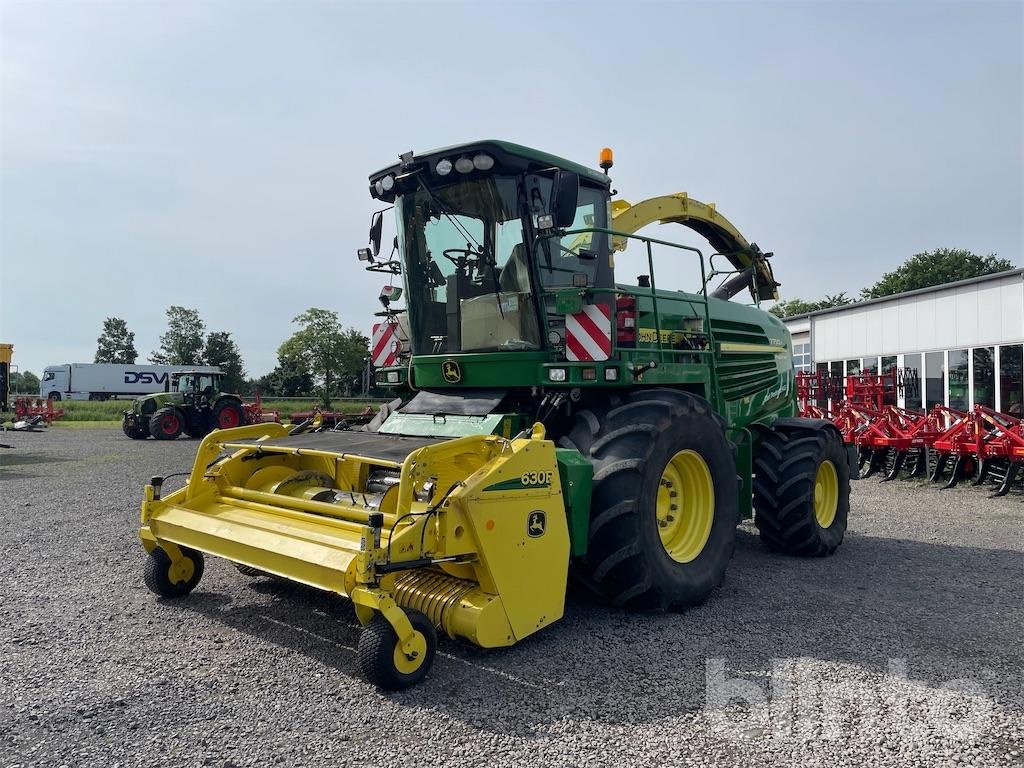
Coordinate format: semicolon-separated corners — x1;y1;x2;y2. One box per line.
138;141;854;689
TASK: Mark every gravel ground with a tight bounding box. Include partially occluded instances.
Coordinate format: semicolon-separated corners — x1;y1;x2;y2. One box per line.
2;427;1022;767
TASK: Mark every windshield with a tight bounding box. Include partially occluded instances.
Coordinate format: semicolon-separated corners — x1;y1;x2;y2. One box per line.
174;374;216;392
397;175;542;354
535;184;610;289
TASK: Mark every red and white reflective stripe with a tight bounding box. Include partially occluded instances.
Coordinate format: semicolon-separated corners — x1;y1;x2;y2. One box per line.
371;323;399;367
565;304;612;362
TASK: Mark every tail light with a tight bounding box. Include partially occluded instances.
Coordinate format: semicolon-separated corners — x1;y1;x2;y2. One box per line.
616;296;636;348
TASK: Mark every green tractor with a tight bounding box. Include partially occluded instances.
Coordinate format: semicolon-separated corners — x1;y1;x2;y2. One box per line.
136;141;855;689
122;370;246;440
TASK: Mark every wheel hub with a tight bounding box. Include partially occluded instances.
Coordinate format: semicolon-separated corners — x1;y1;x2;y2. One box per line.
656;449;715;563
813;459;839;528
392;630;428;674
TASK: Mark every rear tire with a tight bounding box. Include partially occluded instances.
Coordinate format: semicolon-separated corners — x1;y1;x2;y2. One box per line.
565;388;738;611
212;399;245;430
149;407;183;440
752;426;849;556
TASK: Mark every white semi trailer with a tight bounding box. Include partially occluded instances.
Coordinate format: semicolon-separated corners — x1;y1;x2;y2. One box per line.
40;364;221;401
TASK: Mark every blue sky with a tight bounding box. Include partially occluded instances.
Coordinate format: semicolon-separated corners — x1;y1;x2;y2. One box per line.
1;0;1021;378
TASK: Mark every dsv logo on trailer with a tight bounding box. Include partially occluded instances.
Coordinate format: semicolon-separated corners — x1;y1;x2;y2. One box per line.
124;372;168;385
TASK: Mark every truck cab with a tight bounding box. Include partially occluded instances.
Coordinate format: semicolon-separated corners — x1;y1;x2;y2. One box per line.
40;366;70;400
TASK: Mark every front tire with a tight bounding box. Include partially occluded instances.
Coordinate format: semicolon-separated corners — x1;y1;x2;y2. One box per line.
566;388;738;611
357;609;436;690
149;407;183;440
143;546;204;598
121;417;149;439
752;426;849;556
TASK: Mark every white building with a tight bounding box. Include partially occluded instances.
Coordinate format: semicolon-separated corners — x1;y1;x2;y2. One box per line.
781;268;1024;414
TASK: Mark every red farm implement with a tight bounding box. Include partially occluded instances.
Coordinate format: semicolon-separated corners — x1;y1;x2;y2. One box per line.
927;406;1024;496
796;371;1022;497
14;397;64;424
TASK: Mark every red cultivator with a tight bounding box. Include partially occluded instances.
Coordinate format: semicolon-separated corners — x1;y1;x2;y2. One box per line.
13;397;65;424
797;372;1022;497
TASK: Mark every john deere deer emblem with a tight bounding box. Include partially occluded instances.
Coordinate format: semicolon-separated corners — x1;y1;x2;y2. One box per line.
442;359;462;383
528;510;546;538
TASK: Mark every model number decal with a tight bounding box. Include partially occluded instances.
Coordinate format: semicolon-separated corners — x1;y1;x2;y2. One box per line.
520;471;554;487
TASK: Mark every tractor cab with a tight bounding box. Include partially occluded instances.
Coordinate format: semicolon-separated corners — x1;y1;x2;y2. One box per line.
171;371;223;406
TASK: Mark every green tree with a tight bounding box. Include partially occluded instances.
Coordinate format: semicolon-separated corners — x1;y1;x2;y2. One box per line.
9;371;40;394
769;292;852;318
150;306;205;365
94;317;138;364
278;308;369;407
203;331;246;393
861;248;1014;299
257;355;315;398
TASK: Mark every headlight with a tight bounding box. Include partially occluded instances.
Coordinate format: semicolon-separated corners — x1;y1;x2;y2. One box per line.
374;180;384;195
455;156;474;174
380;175;395;192
548;368;567;382
472;153;494;170
386;371;400;384
435;158;453;176
604;367;619;381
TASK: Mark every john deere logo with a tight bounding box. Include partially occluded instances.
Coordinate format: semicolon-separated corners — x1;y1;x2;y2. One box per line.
528;510;546;538
442;360;462;383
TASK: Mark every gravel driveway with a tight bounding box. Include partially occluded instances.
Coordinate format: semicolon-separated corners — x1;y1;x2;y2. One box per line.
2;427;1021;767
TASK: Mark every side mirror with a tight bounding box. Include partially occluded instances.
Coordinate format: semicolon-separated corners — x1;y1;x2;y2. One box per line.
369;211;384;258
551;170;579;228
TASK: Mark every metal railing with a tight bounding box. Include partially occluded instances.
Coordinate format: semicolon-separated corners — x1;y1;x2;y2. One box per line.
535;227;716;368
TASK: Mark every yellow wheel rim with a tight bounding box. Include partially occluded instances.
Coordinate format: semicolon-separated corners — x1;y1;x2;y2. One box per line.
814;460;839;528
656;449;715;563
392;630;428;675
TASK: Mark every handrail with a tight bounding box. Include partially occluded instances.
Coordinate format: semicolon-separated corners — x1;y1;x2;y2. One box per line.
534;227;719;400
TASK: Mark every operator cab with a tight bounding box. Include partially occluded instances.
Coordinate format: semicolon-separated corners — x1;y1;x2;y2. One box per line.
172;372;221;404
362;141;613;358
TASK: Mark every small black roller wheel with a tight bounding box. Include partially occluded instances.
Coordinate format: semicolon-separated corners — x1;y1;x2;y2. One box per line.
143;546;204;598
357;609;436;690
149;407;183;440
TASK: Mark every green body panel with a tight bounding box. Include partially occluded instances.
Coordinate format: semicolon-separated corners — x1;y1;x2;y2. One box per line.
555;449;594;557
131;391;180;414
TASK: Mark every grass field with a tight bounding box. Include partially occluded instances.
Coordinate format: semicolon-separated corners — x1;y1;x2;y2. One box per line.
38;398;382;423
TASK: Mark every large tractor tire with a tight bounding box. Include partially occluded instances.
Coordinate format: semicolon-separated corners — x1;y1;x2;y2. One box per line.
565;388;739;611
212;399;246;430
752;425;849;556
149;407;184;440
